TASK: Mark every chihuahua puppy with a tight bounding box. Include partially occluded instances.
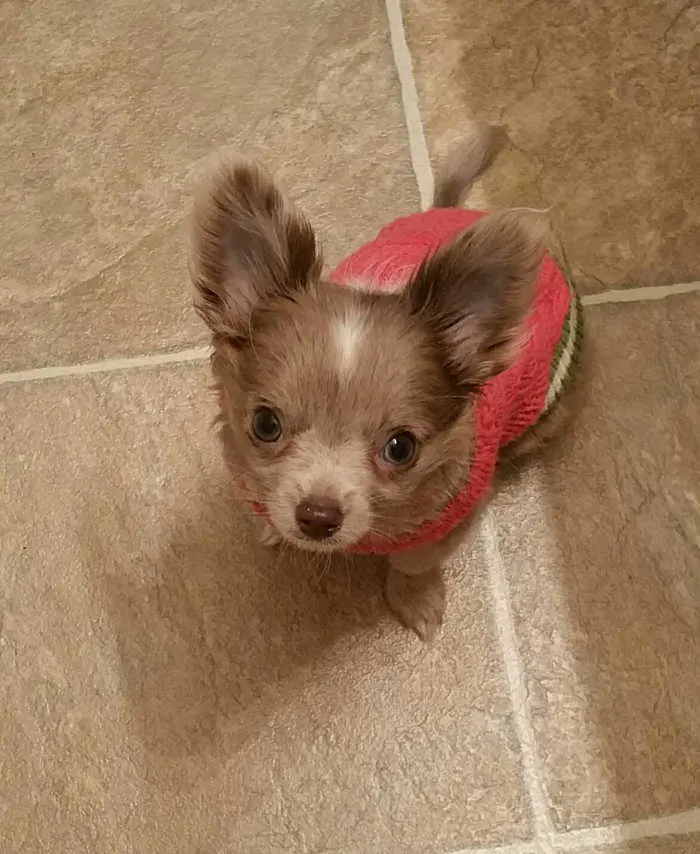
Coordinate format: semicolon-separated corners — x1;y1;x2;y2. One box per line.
190;123;582;641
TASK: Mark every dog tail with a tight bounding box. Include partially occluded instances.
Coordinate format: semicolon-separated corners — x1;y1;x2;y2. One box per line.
433;122;509;208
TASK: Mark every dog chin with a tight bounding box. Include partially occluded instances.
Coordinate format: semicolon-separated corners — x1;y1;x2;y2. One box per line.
287;535;346;554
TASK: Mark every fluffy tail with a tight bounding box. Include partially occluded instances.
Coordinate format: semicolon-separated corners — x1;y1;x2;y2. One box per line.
433;122;509;208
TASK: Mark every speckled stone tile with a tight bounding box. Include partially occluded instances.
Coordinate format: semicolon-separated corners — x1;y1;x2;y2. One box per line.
490;294;700;830
403;0;700;292
0;363;531;853
0;0;418;372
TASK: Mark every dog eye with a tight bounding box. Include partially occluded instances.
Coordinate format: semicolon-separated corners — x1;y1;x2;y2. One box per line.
251;407;282;443
382;431;418;467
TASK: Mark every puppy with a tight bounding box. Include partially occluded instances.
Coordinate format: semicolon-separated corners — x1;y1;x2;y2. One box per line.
190;123;582;641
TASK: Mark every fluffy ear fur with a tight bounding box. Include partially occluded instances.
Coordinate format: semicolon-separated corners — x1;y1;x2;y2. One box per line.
403;210;547;390
190;159;322;344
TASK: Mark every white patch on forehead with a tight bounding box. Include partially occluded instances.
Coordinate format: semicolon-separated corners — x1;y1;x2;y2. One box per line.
344;276;407;294
333;307;366;375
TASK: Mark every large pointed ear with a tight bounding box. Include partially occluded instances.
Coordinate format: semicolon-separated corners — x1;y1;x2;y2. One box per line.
403;210;547;389
190;158;322;344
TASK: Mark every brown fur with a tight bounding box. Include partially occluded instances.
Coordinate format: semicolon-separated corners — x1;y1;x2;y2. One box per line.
190;124;581;640
432;121;509;208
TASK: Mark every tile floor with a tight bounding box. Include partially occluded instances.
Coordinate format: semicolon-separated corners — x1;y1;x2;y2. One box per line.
1;1;698;852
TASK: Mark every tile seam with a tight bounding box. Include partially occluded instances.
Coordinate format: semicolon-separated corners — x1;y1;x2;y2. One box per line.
360;6;560;845
1;275;697;387
581;280;700;305
482;511;555;845
0;346;211;386
448;841;542;854
2;292;698;390
550;806;700;850
384;0;434;210
447;806;700;853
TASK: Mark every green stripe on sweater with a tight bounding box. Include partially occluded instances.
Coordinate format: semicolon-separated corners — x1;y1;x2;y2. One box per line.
541;280;583;420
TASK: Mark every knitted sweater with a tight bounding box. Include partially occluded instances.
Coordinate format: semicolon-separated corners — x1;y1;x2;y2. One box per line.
329;208;582;555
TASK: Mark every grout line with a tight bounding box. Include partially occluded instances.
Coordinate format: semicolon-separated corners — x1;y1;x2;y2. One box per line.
384;0;434;210
2;278;697;387
550;807;700;850
447;808;700;854
384;4;557;850
0;346;211;386
383;5;556;847
481;511;555;849
448;841;543;854
582;280;700;305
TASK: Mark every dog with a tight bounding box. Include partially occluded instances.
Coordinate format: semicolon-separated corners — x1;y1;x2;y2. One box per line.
190;122;583;641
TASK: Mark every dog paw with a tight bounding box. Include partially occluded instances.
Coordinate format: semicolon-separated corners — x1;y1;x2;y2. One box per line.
253;517;283;548
385;567;445;642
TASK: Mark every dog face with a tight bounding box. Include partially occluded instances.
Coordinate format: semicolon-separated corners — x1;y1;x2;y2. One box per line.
191;160;543;551
214;281;473;551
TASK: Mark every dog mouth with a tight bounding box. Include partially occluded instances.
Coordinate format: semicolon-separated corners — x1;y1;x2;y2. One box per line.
288;532;347;553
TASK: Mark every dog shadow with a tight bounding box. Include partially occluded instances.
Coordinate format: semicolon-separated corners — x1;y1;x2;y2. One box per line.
89;476;386;783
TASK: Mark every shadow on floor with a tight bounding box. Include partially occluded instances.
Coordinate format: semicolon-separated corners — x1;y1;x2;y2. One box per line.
89;476;387;786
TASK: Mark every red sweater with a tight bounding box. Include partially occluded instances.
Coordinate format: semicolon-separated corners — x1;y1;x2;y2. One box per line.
329;208;581;554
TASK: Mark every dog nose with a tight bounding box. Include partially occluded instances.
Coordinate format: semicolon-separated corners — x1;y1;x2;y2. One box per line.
295;498;343;540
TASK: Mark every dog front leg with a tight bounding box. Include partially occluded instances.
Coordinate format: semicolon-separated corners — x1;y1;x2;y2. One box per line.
385;512;482;641
385;553;446;642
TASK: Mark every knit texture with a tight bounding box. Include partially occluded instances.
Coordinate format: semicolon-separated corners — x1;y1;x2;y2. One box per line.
329;208;582;554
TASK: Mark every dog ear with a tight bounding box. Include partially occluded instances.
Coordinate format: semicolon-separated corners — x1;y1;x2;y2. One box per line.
190;159;322;344
403;210;547;389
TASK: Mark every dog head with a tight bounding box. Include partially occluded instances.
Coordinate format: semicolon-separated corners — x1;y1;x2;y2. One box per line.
191;159;544;551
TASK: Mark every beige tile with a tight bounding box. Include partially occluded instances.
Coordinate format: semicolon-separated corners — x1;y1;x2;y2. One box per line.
403;0;700;291
491;295;700;829
0;364;530;852
0;0;418;372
